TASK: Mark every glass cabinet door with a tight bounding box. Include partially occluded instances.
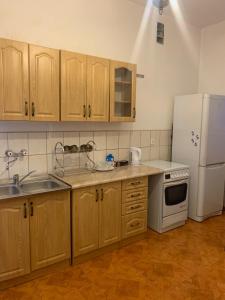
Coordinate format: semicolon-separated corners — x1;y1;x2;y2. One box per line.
110;61;136;122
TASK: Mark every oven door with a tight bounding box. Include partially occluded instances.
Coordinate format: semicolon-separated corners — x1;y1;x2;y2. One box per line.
163;179;188;217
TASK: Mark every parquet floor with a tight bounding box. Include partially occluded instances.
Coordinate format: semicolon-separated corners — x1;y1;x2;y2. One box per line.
1;214;225;300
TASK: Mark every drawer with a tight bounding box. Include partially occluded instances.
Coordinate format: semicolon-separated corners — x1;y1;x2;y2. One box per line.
122;199;147;216
122;176;148;191
122;187;148;203
122;211;147;239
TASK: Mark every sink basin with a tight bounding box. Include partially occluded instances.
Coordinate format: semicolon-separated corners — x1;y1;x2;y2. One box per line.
20;180;61;192
0;185;20;197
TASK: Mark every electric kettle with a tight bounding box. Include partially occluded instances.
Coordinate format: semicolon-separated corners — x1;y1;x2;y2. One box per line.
130;147;142;165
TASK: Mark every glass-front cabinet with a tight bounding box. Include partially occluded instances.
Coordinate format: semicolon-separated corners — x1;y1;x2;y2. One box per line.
110;61;136;122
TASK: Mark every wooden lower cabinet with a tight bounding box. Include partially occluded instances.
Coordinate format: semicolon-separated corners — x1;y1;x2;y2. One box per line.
73;181;121;258
0;198;30;282
30;191;71;271
0;190;70;283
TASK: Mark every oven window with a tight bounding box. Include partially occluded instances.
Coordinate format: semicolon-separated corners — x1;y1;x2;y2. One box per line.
165;183;187;206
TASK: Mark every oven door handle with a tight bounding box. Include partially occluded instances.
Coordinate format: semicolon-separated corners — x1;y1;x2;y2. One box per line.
163;179;189;188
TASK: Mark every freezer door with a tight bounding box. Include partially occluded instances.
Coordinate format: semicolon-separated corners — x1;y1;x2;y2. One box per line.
200;95;225;166
197;164;225;217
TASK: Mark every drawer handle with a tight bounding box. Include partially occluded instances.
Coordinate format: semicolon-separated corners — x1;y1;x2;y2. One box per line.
23;203;27;219
25;101;28;116
31;102;35;117
131;193;141;198
83;105;86;118
130;205;142;210
130;221;140;228
96;189;99;202
101;188;104;201
131;181;141;186
30;202;34;216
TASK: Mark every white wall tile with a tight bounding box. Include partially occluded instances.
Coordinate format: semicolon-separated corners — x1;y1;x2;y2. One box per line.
28;132;47;155
0;133;8;157
94;132;106;150
106;131;119;150
130;131;141;147
119;131;130;149
150;130;160;146
29;155;47;175
160;130;171;146
0;157;9;180
94;150;106;163
141;147;150;161
9;156;28;178
63;132;79;146
141;131;151;147
150;146;160;161
47;132;63;154
63;153;80;168
159;146;171;161
80;132;94;146
8;132;28;153
119;148;130;161
80;152;94;168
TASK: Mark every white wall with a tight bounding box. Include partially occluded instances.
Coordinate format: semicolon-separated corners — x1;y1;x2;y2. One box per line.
199;20;225;94
0;0;201;132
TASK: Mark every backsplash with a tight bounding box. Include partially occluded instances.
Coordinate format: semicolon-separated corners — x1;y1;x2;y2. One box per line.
0;130;172;180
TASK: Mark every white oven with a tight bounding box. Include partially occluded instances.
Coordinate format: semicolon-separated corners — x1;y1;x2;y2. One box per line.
163;179;189;217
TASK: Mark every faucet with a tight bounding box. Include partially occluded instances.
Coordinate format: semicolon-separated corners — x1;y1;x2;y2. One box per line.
13;170;36;186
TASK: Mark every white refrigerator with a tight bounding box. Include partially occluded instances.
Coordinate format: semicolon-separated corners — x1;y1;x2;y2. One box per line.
172;94;225;222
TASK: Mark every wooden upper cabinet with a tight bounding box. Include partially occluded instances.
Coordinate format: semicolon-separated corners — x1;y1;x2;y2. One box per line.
61;51;87;121
29;45;59;121
73;187;99;257
87;56;109;121
0;38;29;120
0;198;30;282
29;191;70;271
110;61;136;122
99;182;121;248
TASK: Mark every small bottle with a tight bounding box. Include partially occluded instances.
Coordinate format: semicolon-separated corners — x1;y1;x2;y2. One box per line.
106;153;114;167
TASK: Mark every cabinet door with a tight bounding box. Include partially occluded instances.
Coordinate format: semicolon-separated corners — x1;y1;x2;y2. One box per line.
99;181;121;248
87;56;109;121
29;191;70;271
110;61;136;122
73;187;99;257
61;51;87;121
29;45;59;121
0;38;29;120
0;198;30;282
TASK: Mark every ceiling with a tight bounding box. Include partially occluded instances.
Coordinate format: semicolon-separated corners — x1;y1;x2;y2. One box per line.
128;0;225;28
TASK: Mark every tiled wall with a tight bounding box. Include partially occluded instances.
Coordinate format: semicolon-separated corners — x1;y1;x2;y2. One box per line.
0;130;172;180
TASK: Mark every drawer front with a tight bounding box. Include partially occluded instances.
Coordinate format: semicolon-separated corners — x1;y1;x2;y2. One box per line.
122;176;148;191
122;187;148;203
122;200;147;216
122;211;147;239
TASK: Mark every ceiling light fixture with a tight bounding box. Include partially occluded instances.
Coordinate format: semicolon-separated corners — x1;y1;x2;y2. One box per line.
153;0;169;15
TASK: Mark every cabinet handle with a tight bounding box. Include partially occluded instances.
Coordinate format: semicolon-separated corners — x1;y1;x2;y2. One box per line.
130;205;142;210
23;203;27;218
25;101;28;116
101;188;104;201
31;102;35;117
88;105;91;118
131;181;141;186
30;202;34;216
130;221;140;228
133;107;136;119
131;193;141;198
83;105;86;118
96;189;99;202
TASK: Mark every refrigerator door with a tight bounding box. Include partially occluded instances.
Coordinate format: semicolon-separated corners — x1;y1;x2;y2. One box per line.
200;94;225;166
197;164;225;217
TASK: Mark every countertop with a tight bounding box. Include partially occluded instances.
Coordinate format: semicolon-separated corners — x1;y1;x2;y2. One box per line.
58;165;162;189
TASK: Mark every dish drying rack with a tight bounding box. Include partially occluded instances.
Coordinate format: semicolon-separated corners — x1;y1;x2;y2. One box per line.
54;141;96;177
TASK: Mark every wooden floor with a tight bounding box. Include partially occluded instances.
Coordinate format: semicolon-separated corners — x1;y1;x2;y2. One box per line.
1;214;225;300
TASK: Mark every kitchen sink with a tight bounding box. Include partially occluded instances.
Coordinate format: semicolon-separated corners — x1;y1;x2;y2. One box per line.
0;185;20;197
20;180;61;192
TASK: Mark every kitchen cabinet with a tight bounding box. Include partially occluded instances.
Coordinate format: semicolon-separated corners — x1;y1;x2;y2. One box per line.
61;51;87;121
0;38;29;120
0;198;30;282
29;45;59;121
110;61;136;122
0;191;70;282
73;181;121;257
30;191;70;271
87;56;109;121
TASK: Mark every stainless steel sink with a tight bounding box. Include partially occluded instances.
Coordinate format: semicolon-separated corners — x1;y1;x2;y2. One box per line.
20;180;61;192
0;176;70;200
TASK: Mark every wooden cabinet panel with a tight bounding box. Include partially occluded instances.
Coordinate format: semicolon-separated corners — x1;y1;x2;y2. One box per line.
99;182;121;248
29;45;59;121
110;61;136;122
0;198;30;282
0;38;29;120
122;176;148;191
30;191;70;271
87;56;109;121
73;187;99;257
122;187;148;203
122;211;147;239
122;200;147;216
61;51;87;121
